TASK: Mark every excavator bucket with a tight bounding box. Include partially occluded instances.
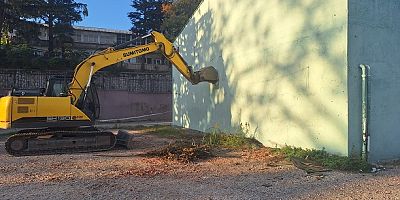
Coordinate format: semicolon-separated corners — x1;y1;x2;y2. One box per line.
115;130;135;149
193;66;219;84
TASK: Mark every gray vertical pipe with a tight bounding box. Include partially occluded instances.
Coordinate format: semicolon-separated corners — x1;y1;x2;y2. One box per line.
359;64;370;161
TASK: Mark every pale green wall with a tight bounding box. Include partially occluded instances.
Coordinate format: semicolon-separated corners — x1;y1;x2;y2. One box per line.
173;0;349;155
348;0;400;162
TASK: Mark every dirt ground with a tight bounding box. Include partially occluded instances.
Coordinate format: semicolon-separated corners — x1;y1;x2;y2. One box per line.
0;127;399;200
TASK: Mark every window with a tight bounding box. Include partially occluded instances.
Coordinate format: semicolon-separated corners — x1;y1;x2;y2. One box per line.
117;34;132;44
146;58;152;64
155;59;162;65
129;58;137;63
137;57;145;63
83;34;98;43
100;35;114;44
135;39;143;46
72;33;81;42
90;35;98;43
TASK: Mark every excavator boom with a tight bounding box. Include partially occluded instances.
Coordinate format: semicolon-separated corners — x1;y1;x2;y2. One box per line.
69;31;218;105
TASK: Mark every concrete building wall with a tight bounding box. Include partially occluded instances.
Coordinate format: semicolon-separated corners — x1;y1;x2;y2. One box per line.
348;0;400;162
0;90;172;122
173;0;349;154
0;70;173;122
97;91;171;121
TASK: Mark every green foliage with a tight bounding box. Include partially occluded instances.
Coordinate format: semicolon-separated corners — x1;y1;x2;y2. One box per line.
2;44;35;68
202;123;262;148
145;125;185;138
203;131;255;148
31;56;50;68
275;146;372;172
1;0;87;54
63;49;89;63
35;0;88;55
0;0;42;43
6;44;33;57
129;0;171;35
161;0;203;40
127;124;261;149
48;57;69;68
38;0;88;23
0;44;88;69
10;21;41;44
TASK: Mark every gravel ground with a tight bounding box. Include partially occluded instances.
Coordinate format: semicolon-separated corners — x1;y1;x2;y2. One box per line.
0;128;399;200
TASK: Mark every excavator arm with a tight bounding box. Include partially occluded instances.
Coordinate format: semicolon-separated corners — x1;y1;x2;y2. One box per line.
69;31;218;105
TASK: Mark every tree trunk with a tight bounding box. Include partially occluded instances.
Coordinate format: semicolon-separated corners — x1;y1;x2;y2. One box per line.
0;1;5;42
61;42;65;59
47;18;54;56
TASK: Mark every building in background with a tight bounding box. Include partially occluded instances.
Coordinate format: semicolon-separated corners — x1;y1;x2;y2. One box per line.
33;25;171;72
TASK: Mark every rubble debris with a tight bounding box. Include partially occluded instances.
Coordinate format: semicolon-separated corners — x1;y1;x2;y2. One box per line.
290;157;331;174
143;141;212;163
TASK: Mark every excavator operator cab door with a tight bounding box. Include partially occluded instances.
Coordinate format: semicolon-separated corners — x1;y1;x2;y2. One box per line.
45;76;69;97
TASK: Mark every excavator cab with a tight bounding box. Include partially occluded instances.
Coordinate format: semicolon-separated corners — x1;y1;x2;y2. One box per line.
9;76;69;97
44;76;100;120
44;76;69;97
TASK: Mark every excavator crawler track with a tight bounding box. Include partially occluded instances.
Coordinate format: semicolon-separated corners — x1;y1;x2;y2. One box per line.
5;127;116;156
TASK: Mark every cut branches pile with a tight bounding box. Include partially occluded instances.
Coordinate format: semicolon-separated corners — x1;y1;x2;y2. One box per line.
144;141;212;163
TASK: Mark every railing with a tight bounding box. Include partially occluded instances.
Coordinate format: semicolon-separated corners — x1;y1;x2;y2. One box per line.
0;69;172;94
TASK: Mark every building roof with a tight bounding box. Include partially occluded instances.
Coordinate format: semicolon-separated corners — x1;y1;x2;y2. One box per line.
72;25;132;34
39;23;133;34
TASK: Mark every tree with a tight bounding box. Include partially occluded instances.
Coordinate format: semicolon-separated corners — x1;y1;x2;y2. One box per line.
0;0;41;44
0;0;11;42
128;0;171;35
36;0;87;56
161;0;202;40
10;21;41;44
1;0;87;54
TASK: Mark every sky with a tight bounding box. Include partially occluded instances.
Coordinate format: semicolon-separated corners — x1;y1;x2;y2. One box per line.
75;0;133;31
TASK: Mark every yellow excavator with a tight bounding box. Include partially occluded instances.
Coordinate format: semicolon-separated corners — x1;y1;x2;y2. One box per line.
0;31;218;156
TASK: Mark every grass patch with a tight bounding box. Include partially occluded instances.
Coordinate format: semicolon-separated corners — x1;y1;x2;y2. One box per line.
203;132;261;148
144;126;185;138
202;125;262;149
275;146;372;172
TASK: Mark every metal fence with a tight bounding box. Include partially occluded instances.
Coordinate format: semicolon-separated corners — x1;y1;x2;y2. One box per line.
0;69;172;94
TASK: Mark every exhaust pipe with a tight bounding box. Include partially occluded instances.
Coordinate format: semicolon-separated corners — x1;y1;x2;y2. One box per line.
192;66;219;84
